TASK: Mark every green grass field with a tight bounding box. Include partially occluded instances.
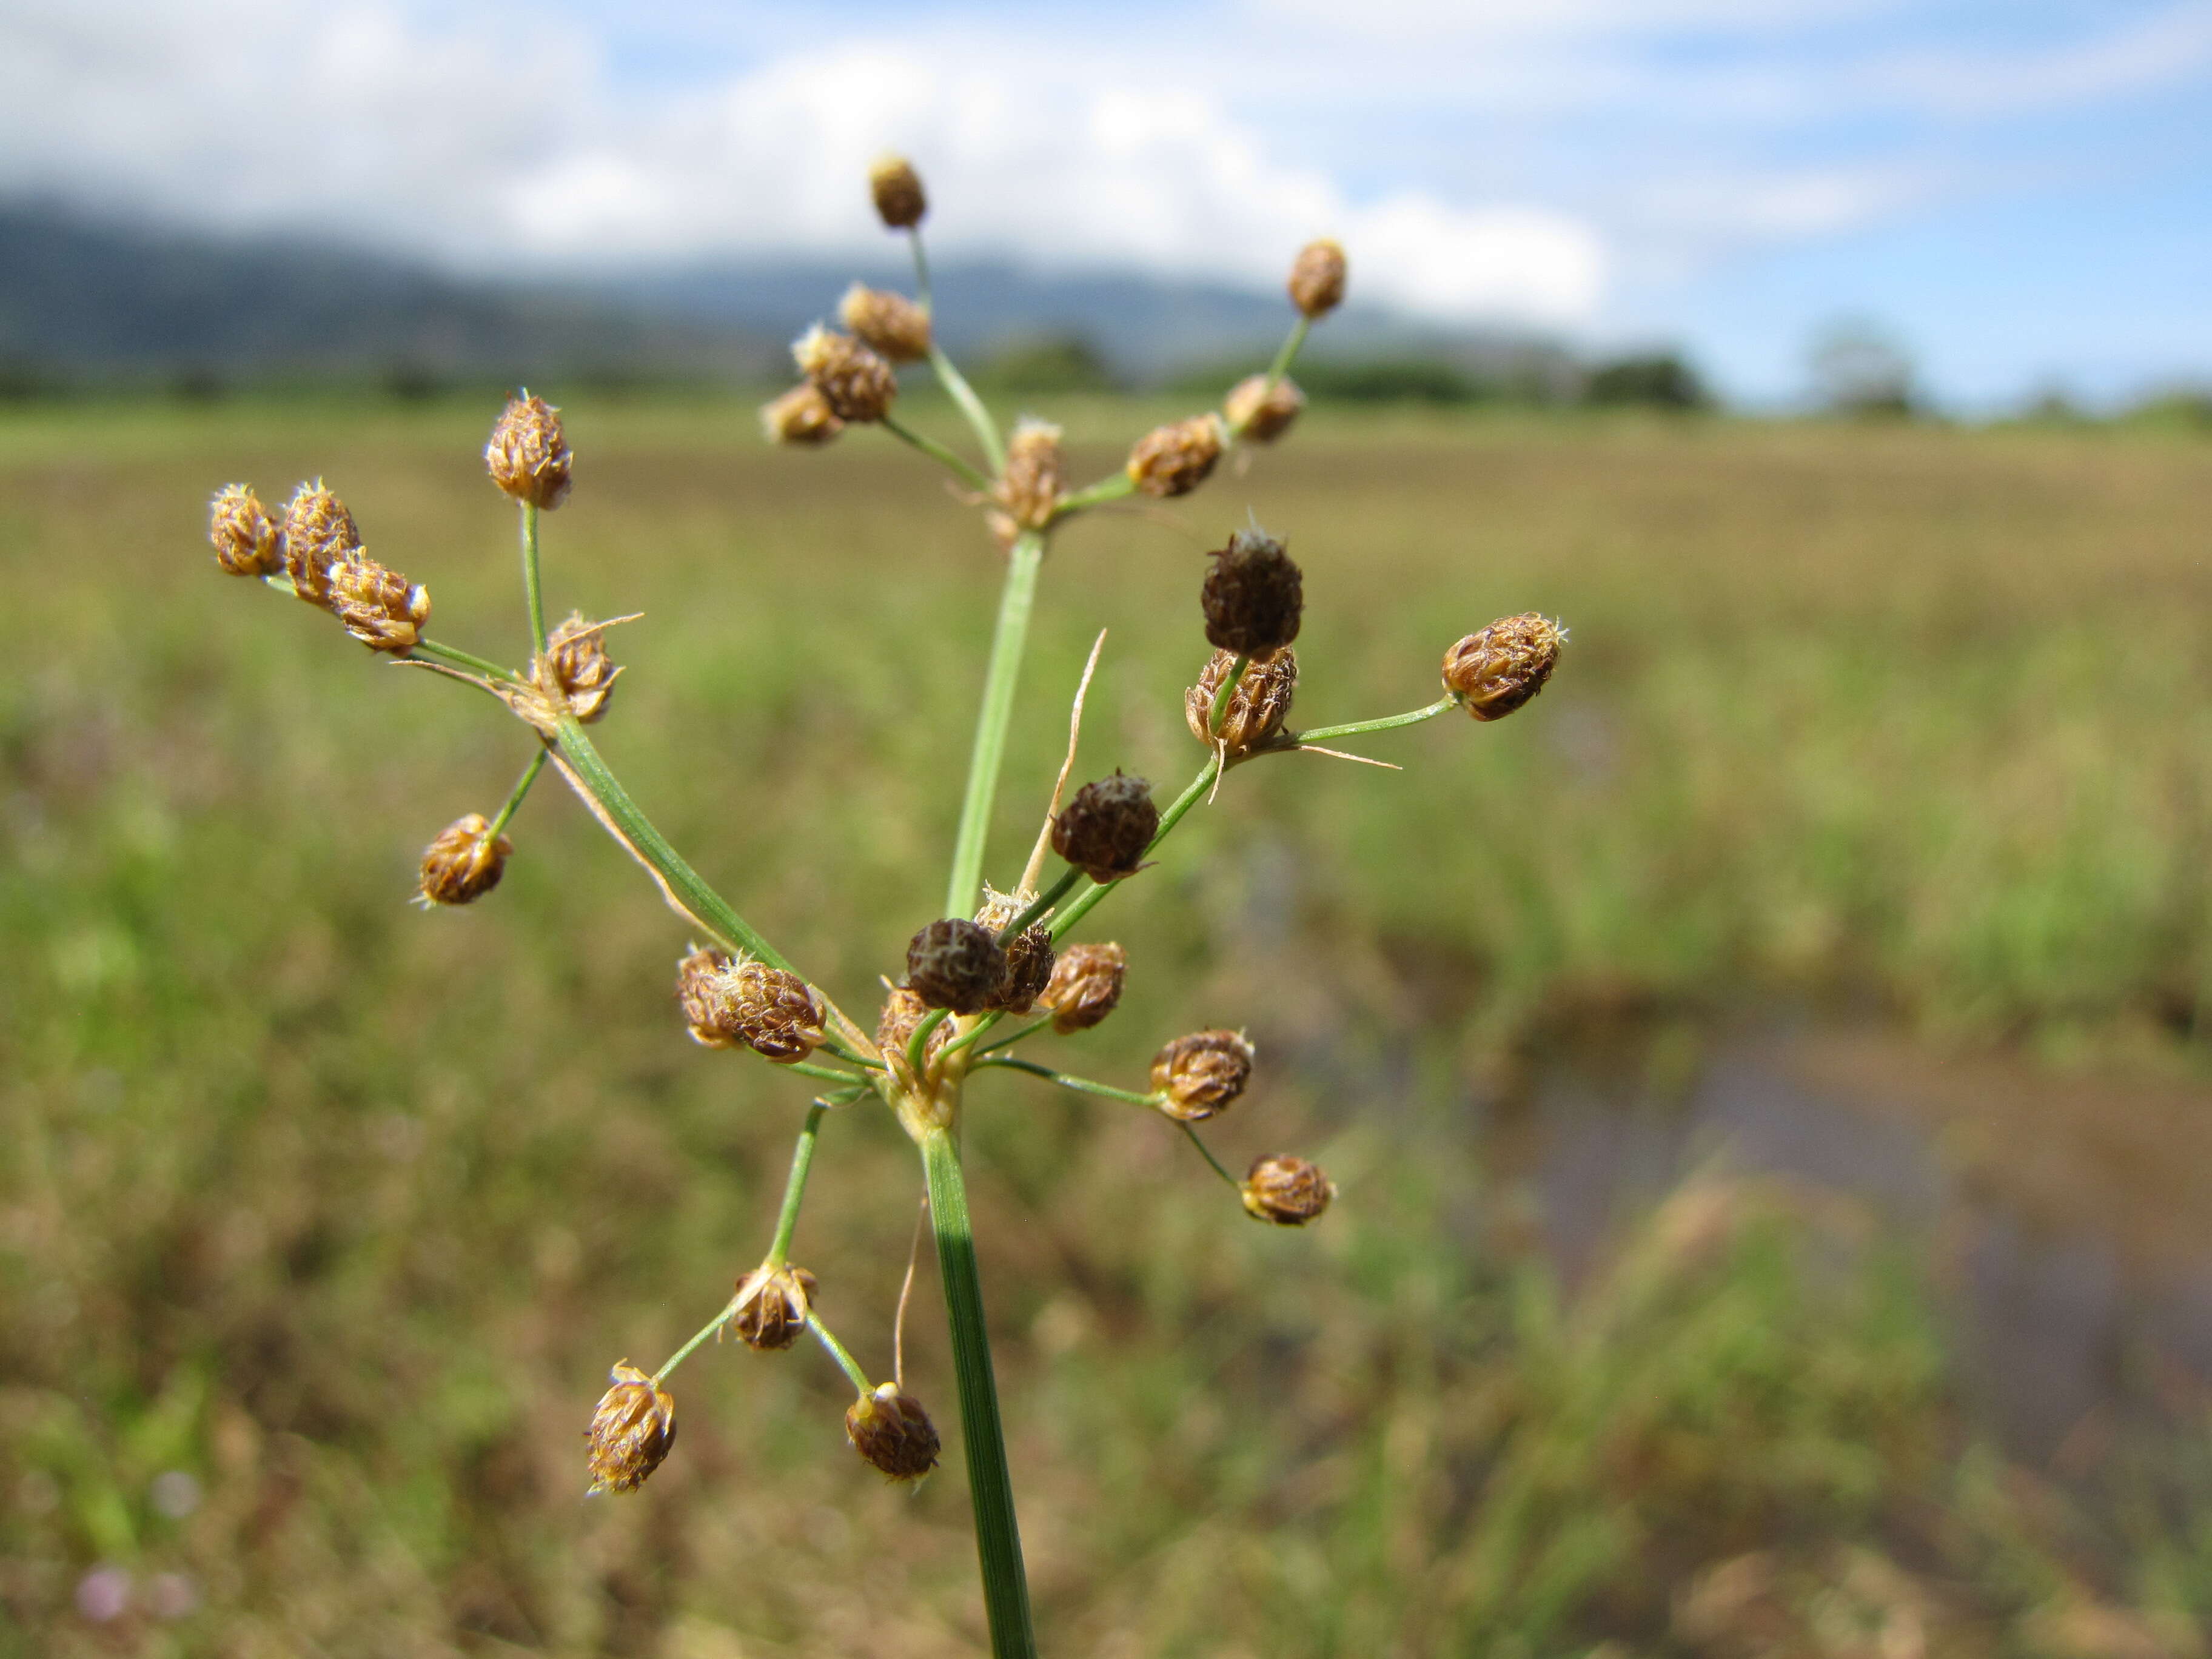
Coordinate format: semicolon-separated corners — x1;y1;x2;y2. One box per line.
4;395;2210;1655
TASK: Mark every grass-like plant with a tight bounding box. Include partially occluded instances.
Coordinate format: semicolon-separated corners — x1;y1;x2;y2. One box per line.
196;156;1561;1657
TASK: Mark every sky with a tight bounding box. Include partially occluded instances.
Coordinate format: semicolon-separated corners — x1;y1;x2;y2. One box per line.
3;0;2208;407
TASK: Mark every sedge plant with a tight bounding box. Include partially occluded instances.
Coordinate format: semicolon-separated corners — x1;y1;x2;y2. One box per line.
195;155;1564;1657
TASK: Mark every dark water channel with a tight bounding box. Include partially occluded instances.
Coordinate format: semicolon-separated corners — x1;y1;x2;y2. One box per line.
1492;1026;2212;1464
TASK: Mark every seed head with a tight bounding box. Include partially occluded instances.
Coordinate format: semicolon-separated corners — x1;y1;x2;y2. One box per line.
1126;414;1225;498
1187;648;1298;761
1287;238;1347;319
793;325;897;424
1224;374;1305;444
1051;773;1159;885
677;945;826;1062
1241;1154;1336;1225
484;393;573;509
1442;614;1564;721
731;1263;818;1352
280;480;360;606
417;813;512;907
906;917;1005;1014
845;1382;940;1481
207;484;282;577
996;418;1065;531
868;156;928;229
877;985;952;1077
1041;942;1125;1034
990;924;1056;1014
1151;1028;1256;1122
585;1361;676;1495
838;283;932;363
760;382;845;446
326;554;430;652
1202;526;1303;659
535;611;622;725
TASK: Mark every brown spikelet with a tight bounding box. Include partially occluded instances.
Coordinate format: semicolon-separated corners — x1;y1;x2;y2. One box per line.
1051;774;1158;885
996;418;1064;531
794;326;897;423
1287;238;1347;319
1187;648;1298;760
1126;414;1225;498
1241;1154;1335;1225
1224;374;1305;443
877;985;952;1079
484;393;573;509
905;918;1004;1015
730;1264;817;1351
1150;1029;1256;1121
416;814;512;907
1201;527;1302;659
838;283;932;363
760;382;845;446
1441;614;1564;721
207;484;282;577
1040;942;1125;1034
280;480;360;606
535;611;623;725
585;1362;675;1494
327;554;430;652
989;924;1056;1014
868;156;928;229
845;1383;940;1481
677;946;825;1062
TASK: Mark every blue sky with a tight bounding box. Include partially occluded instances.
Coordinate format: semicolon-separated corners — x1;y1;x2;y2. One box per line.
3;0;2207;406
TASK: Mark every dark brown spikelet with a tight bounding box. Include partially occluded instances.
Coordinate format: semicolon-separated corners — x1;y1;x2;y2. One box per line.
793;325;897;423
485;393;573;509
537;612;622;724
906;918;1005;1014
760;382;845;446
417;814;512;907
996;418;1064;531
1287;238;1347;319
280;480;360;606
845;1383;940;1481
989;924;1056;1014
730;1264;817;1351
1202;526;1303;659
1224;374;1305;443
585;1361;676;1494
208;484;282;576
677;946;825;1062
1051;773;1159;885
1441;614;1564;721
1151;1028;1256;1121
1241;1154;1336;1225
838;283;933;363
1125;414;1225;498
327;554;430;652
1041;942;1125;1033
877;985;952;1078
869;156;928;229
1186;648;1298;760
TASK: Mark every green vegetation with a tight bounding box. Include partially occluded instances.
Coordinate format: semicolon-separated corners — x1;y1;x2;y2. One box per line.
3;398;2210;1654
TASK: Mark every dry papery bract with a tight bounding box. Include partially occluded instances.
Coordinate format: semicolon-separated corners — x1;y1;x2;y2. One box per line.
192;153;1564;1657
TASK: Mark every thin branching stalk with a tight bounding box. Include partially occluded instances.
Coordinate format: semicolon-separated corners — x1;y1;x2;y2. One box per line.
1296;697;1455;745
910;228;1005;471
766;1103;828;1268
974;1055;1160;1108
1179;1122;1243;1189
883;415;994;491
946;528;1048;918
520;501;548;655
485;747;548;838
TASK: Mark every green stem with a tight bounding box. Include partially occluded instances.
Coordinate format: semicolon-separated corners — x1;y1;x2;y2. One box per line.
406;637;525;683
976;1016;1053;1056
1059;472;1136;515
551;714;796;973
1261;315;1312;397
909;1007;952;1081
921;1126;1037;1659
654;1292;743;1387
485;747;547;839
934;1011;1004;1065
786;1061;865;1086
882;414;994;492
976;1055;1161;1108
1050;754;1219;942
998;865;1082;940
765;1103;827;1268
910;227;1005;472
946;529;1047;918
520;501;546;656
1208;654;1251;736
1295;697;1456;745
1180;1122;1243;1190
806;1315;874;1396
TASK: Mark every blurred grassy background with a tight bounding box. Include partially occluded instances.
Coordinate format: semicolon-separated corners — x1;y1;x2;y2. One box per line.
3;394;2211;1656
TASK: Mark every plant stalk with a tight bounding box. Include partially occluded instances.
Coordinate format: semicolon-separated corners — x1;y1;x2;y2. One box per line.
921;1125;1037;1659
766;1103;827;1268
946;529;1047;919
520;501;547;655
